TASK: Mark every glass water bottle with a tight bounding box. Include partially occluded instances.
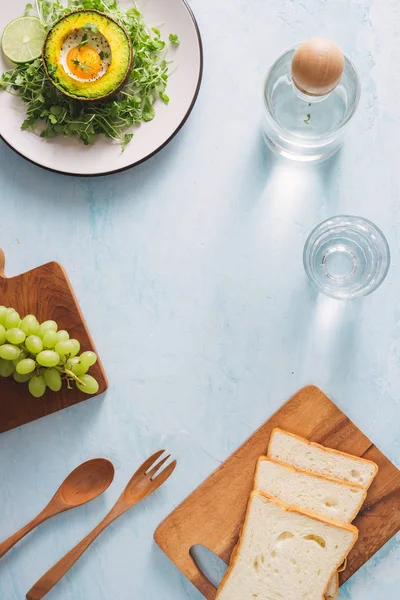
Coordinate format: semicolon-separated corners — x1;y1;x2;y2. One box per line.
262;38;361;162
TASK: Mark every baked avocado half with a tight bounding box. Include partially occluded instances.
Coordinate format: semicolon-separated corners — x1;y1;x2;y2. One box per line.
43;10;132;101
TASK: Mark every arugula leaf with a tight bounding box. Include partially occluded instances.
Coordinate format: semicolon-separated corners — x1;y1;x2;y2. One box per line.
169;33;180;45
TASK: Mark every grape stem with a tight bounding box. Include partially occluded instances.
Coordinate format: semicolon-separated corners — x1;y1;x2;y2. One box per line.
64;368;86;386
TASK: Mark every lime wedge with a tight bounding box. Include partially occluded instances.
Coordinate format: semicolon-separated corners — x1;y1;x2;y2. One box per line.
2;16;46;64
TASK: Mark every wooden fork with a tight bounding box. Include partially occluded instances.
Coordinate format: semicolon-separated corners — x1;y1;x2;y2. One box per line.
26;450;176;600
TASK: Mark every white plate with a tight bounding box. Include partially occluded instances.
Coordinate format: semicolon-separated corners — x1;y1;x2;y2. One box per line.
0;0;202;176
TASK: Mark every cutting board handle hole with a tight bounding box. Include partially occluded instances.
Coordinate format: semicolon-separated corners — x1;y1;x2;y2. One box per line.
189;544;228;590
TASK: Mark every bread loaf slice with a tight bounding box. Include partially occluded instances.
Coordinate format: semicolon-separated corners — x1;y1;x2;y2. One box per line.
216;491;358;600
255;458;362;600
325;572;339;599
255;458;367;522
268;428;378;488
267;428;378;598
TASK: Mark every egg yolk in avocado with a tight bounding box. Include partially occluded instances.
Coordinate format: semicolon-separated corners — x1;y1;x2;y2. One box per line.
66;46;102;80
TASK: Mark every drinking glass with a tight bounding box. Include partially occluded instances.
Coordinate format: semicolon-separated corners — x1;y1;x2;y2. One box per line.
303;216;390;299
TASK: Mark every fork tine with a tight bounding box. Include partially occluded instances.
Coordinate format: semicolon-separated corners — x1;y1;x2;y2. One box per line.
147;454;171;479
151;459;177;490
137;450;165;475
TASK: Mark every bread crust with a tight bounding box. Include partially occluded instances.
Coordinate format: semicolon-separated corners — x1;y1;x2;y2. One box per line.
255;456;368;522
216;490;358;600
268;428;379;489
325;571;339;599
256;490;359;534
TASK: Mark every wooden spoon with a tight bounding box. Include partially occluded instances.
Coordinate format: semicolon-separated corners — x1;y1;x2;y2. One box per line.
0;458;114;560
26;450;176;600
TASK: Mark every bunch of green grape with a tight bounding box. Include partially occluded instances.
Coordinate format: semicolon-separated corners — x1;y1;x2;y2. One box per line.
0;306;99;398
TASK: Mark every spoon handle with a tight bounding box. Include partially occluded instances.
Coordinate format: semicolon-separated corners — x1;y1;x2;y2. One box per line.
26;511;120;600
0;512;48;559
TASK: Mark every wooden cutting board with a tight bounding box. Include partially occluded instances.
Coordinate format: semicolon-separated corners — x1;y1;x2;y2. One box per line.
0;249;108;433
154;386;400;599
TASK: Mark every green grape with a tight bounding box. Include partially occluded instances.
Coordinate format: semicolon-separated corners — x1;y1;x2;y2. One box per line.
0;306;7;325
71;362;88;376
20;314;40;336
55;340;75;356
4;310;20;330
29;375;46;398
80;351;97;368
0;358;15;377
43;330;58;349
0;344;21;360
44;368;62;392
26;335;43;354
69;339;80;357
38;320;58;338
0;324;6;345
6;327;26;345
76;374;99;395
12;350;26;366
16;358;36;375
65;357;79;369
55;330;69;343
37;351;60;368
13;371;32;383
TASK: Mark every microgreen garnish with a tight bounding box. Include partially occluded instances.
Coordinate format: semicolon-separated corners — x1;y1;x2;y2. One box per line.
78;33;88;50
169;33;180;45
2;0;176;148
79;61;94;74
82;22;99;33
69;56;93;74
24;3;35;16
99;51;109;60
304;113;311;125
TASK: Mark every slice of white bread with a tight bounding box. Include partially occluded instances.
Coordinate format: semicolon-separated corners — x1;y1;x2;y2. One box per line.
255;458;364;600
325;572;339;599
216;491;358;600
267;428;378;599
255;458;367;522
268;428;378;489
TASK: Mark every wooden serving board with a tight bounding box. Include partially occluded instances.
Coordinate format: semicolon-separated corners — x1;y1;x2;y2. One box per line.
154;386;400;598
0;249;108;433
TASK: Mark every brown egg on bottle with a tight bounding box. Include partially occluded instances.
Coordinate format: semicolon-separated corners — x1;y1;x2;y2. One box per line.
291;38;345;96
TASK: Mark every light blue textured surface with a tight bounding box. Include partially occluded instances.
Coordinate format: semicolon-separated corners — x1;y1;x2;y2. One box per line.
0;0;399;599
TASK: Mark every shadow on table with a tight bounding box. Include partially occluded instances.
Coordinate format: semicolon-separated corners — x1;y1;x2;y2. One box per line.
236;132;342;215
0;124;186;210
299;287;361;382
